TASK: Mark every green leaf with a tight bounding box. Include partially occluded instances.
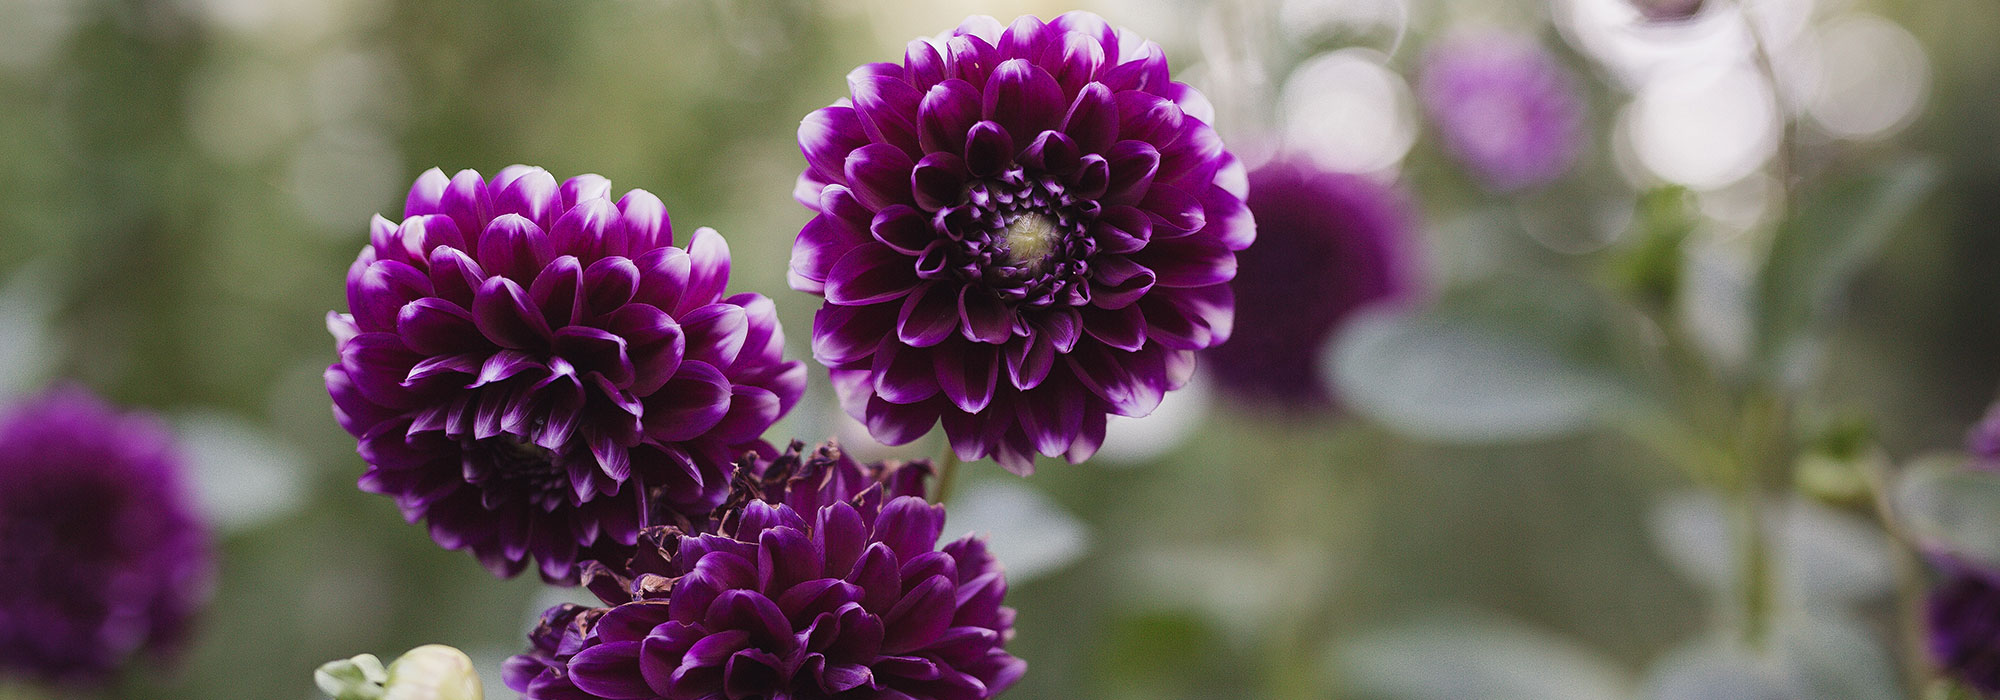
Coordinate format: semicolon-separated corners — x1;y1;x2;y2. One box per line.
1754;157;1939;384
1893;454;2000;569
1327;276;1656;442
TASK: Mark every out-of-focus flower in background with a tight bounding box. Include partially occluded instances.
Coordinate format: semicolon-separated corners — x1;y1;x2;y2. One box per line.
1417;32;1588;193
1926;557;2000;697
791;12;1252;474
508;440;1023;699
1207;159;1416;411
317;644;483;700
0;388;213;685
327;166;807;582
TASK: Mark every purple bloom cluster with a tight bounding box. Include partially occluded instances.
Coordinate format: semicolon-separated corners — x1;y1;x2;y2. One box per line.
791;12;1252;474
328;166;806;582
1207;159;1415;410
0;389;212;684
1929;558;2000;695
1417;33;1586;192
506;441;1022;700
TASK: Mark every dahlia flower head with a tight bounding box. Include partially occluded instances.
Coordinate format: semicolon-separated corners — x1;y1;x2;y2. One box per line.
0;388;212;684
506;440;1023;700
1207;159;1415;410
1417;33;1586;192
790;12;1253;475
328;166;807;582
1928;556;2000;696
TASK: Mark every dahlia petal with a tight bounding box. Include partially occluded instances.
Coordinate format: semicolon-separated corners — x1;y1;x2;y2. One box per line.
1158;119;1227;186
425;245;486;310
933;341;999;413
679;227;733;316
812;303;896;368
872;341;940;404
339;332;424;408
871;204;937;255
940;408;997;460
1039;307;1081;353
1081;304;1147;352
905;38;946;88
1200;183;1257;252
439;169;495;249
1062;82;1118;155
404;167;449;218
956;287;1011;344
550;195;620;260
643;360;731;442
349;259;432;332
942;35;996;92
604;304;684;395
705;591;793;650
722;649;785;698
1103;140;1162;206
982;59;1064;141
478;213;554;282
559;174;612;209
529;255;585;328
1051;11;1117;56
757;526;823;595
729;293;787;370
553;326;634;387
472;350;542;388
1102;39;1169;93
1066;410;1108;463
996;14;1051;61
910;155;969;213
917;79;982;155
790;212;870;294
817;502;870;576
681;628;751;668
615;188;673;251
1002;334;1055;391
590;431;633;483
630;247;694;317
825;244;919;306
1073;153;1111;200
567;642;652;699
963;121;1015;177
1067;341;1167;417
1019;379;1085;456
850;73;925;156
862;396;942;446
473;277;554;349
494;166;561;232
844;143;918;211
397;298;480;356
992;427;1037;475
876;655;942;682
1142;283;1233;350
896;281;959;348
1092;204;1152;254
884;575;956;655
581;256;642;316
1050;31;1107;95
679;303;749;368
711;386;781;444
800;105;868;186
819;662;874;693
1113;91;1184;149
1020;130;1080;175
1087;256;1156;310
1136;233;1235;287
955;15;1004;44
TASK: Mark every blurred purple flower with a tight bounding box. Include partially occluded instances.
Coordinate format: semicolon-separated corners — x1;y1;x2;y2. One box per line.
1418;33;1587;192
1207;159;1416;410
1967;403;2000;468
0;388;212;684
1928;557;2000;695
790;12;1253;474
327;166;807;582
505;440;1023;699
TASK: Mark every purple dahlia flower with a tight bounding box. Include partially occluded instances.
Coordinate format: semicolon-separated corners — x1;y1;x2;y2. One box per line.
790;12;1253;475
1929;558;2000;695
0;388;212;684
327;166;807;582
1207;160;1415;409
1418;33;1586;192
505;440;1022;700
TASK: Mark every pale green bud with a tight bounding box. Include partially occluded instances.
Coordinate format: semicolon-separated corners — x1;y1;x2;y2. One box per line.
314;653;388;700
316;645;481;700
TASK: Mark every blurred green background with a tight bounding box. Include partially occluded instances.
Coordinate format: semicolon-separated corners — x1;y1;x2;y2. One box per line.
0;0;1992;697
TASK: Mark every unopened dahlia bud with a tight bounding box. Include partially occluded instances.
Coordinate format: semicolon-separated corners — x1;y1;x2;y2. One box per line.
318;645;483;700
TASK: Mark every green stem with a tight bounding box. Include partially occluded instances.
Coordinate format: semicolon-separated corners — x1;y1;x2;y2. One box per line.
1733;389;1788;648
933;449;961;506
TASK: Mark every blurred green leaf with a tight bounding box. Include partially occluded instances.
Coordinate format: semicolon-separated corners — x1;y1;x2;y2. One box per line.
1754;157;1939;385
1328;276;1657;442
1893;453;2000;568
1648;493;1892;604
1778;614;1902;700
1640;638;1796;700
1333;612;1633;700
